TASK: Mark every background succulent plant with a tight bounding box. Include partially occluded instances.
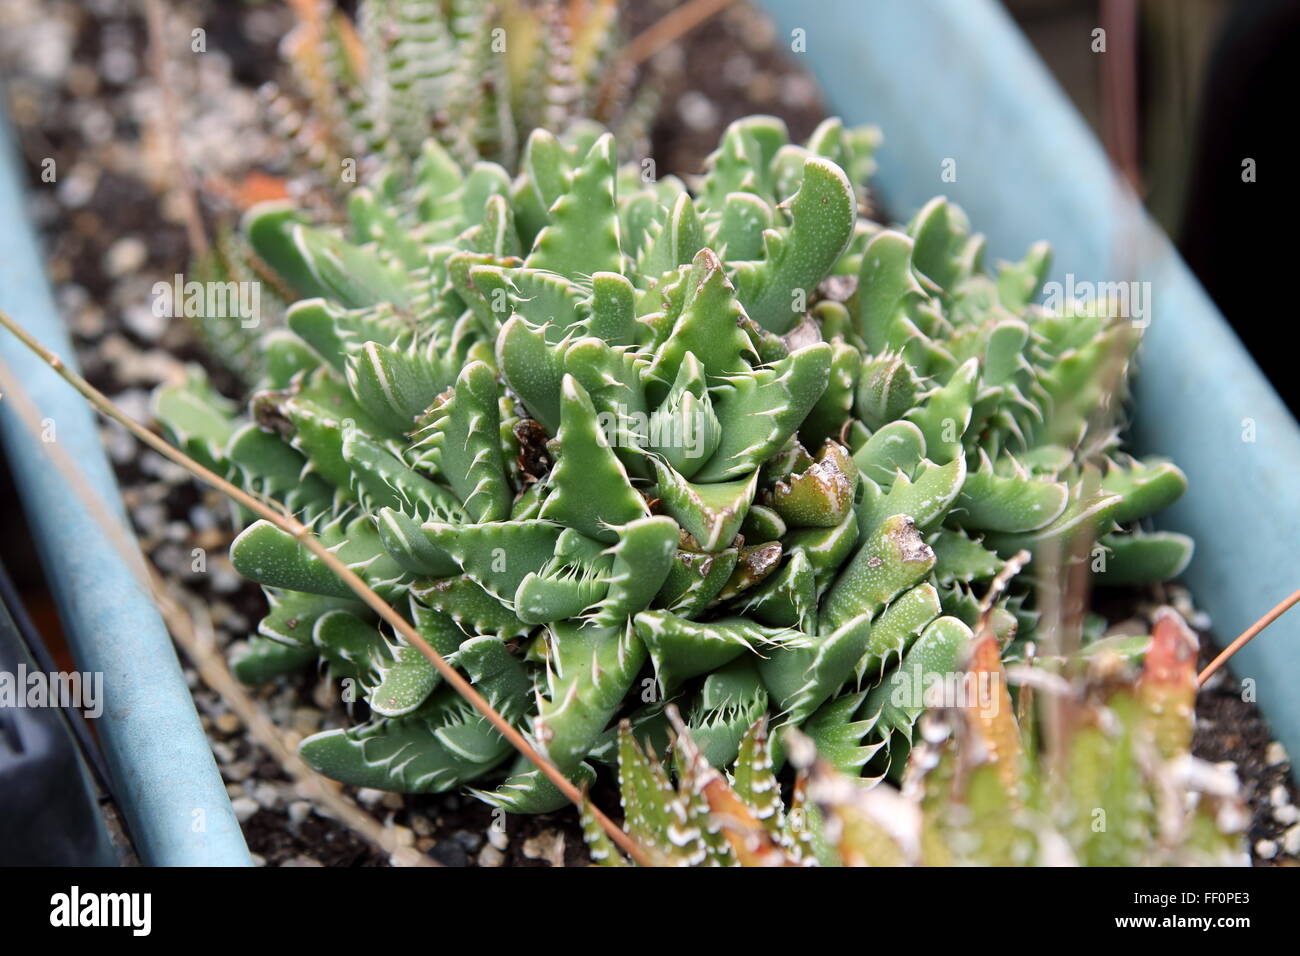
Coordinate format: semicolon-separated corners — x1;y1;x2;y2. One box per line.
190;0;646;388
154;109;1192;814
270;0;646;191
586;609;1245;866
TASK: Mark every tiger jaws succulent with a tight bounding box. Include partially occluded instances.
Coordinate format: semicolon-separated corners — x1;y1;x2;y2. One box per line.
154;112;1192;813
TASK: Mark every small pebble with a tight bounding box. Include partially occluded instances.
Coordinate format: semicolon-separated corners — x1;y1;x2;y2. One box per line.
121;302;169;342
724;53;755;88
522;830;566;867
1255;839;1278;860
356;788;385;808
487;824;509;851
130;502;167;537
311;679;338;711
57;282;90;312
287;801;313;826
1270;784;1289;808
381;792;404;811
244;7;290;45
71;304;107;338
214;712;241;736
98;46;136;85
390;847;426;867
104;236;147;278
230;796;260;823
251;782;280;809
677;91;719;132
1284;824;1300;856
733;6;776;49
101;425;136;466
223;760;254;782
56;163;99;208
281;855;323;868
187;505;217;533
1266;741;1290;766
779;74;819;109
650;43;685;76
749;72;777;103
66;63;98;98
209;563;245;594
477;844;504;867
1274;803;1299;826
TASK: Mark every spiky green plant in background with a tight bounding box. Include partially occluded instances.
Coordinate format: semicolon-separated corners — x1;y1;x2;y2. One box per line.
154;109;1192;814
584;609;1244;866
192;0;644;387
270;0;644;193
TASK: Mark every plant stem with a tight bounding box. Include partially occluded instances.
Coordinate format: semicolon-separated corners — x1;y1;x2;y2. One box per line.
620;0;738;69
1198;587;1300;687
144;0;209;259
595;0;738;116
0;307;650;866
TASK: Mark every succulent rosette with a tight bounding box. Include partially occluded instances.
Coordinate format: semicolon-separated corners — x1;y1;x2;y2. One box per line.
156;109;1191;812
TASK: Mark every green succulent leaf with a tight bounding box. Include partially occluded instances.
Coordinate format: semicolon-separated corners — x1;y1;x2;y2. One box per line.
652;460;757;552
232;637;318;684
823;514;937;633
953;458;1069;533
1093;531;1194;585
737;156;856;332
862;615;973;747
539;375;649;542
635;610;809;695
416;360;511;522
655;548;740;617
525;133;622;278
694;343;832;482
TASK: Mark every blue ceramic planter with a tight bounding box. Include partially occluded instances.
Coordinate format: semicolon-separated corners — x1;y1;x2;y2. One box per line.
0;117;250;865
758;0;1300;759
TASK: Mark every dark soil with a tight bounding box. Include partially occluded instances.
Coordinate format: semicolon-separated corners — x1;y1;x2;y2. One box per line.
1195;652;1299;866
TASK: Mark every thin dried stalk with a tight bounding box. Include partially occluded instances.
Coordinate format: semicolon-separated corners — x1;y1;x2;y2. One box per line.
595;0;738;116
1198;588;1300;687
144;0;209;258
